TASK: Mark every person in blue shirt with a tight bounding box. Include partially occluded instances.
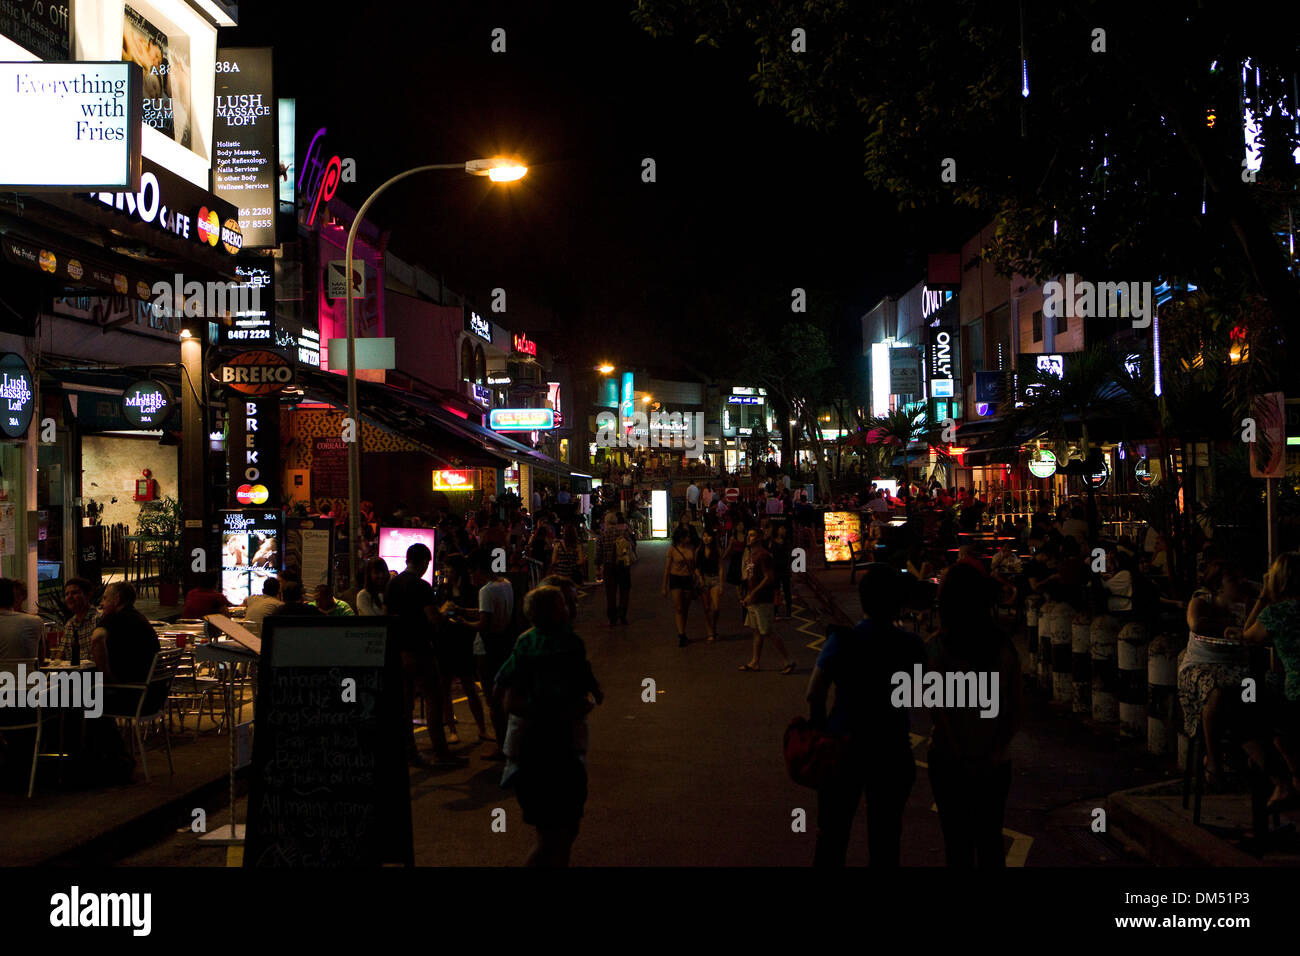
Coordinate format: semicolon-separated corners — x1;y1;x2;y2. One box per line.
805;565;926;866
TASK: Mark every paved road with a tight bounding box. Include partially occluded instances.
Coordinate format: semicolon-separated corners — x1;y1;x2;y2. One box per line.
122;540;1172;866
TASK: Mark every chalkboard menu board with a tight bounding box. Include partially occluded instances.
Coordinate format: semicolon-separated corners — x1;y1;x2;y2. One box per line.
245;618;412;867
311;437;349;500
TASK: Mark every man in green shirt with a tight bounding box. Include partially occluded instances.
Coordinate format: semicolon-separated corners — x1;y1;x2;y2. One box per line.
313;583;356;616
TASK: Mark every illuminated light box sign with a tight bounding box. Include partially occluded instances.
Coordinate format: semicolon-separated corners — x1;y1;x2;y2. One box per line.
1081;459;1110;490
86;157;240;255
823;511;861;564
0;353;34;438
212;47;277;249
1028;449;1058;479
0;62;143;190
468;383;491;407
464;308;492;343
490;408;554;431
927;321;956;400
217;349;294;395
220;509;281;606
1134;458;1153;487
651;489;668;538
0;1;73;61
121;379;173;427
432;469;477;491
728;395;761;405
378;527;436;585
326;337;395;371
511;332;536;357
220;263;273;344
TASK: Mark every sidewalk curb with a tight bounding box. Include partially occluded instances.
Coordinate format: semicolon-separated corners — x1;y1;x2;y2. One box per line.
39;769;247;867
1106;783;1266;867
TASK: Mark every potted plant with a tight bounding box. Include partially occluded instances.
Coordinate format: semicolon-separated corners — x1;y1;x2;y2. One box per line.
137;495;184;606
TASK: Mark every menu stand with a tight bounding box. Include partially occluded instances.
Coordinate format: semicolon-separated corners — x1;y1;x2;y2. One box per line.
195;615;260;847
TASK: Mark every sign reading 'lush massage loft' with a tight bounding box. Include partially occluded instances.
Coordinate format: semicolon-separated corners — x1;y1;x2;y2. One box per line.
0;62;143;190
121;379;174;428
0;353;34;439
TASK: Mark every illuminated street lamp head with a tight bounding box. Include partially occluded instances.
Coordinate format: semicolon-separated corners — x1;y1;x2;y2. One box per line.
465;158;528;181
641;395;652;404
597;364;615;374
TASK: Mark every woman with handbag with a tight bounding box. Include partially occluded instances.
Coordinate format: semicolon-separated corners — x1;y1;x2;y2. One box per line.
803;565;926;866
663;526;698;647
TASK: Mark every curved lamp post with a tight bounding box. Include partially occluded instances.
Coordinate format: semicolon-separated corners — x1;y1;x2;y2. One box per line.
344;158;527;585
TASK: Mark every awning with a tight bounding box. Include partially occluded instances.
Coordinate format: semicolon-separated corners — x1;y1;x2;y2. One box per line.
41;366;185;433
296;367;510;469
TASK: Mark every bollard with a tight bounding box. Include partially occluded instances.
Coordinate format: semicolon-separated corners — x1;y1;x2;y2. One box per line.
1090;615;1120;723
1118;621;1150;736
1046;603;1074;703
1071;615;1092;714
1147;633;1177;755
1025;601;1040;679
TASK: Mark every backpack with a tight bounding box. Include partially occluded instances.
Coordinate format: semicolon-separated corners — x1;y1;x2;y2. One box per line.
615;533;637;567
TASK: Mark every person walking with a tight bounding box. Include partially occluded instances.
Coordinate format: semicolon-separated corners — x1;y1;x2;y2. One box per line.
686;480;700;518
927;563;1025;867
737;529;795;673
385;543;464;767
697;528;723;642
495;584;603;866
806;565;926;865
595;511;635;626
663;526;698;647
550;523;582;584
432;554;491;747
443;548;516;759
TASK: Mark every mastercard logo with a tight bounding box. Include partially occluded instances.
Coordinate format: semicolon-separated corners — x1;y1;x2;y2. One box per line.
235;484;269;505
196;208;221;247
67;259;83;280
38;250;56;274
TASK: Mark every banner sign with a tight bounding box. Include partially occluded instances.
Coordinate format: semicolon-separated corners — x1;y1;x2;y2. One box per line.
490;407;554;431
213;47;277;249
0;61;142;190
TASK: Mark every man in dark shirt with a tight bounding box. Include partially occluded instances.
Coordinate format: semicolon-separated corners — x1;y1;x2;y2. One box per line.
180;571;229;619
806;565;926;866
87;582;161;782
267;581;325;618
386;543;464;766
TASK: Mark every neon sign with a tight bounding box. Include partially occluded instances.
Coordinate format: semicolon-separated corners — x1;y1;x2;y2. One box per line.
432;469;477;491
512;332;537;357
298;127;340;228
490;408;555;431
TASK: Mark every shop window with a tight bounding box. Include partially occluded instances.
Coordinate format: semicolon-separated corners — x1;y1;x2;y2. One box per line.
1032;310;1043;342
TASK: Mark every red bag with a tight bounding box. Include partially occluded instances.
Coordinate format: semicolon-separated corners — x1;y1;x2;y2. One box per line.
783;716;850;789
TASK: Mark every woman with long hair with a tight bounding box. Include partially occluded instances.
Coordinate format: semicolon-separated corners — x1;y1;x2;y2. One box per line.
663;526;698;647
697;527;723;642
927;563;1025;867
356;557;391;616
551;523;582;583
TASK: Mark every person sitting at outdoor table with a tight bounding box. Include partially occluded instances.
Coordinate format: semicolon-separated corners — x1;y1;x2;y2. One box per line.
268;581;325;618
59;577;99;664
990;540;1023;607
1033;536;1088;610
242;578;283;627
905;545;935;582
0;578;42;659
180;571;228;619
1177;560;1258;788
1230;552;1300;812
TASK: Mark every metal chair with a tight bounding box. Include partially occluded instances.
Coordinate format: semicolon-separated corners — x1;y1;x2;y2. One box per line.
103;648;183;782
167;648;224;734
0;658;60;798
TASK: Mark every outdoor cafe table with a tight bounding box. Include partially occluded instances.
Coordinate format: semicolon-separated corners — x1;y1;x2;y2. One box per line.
33;659;98;783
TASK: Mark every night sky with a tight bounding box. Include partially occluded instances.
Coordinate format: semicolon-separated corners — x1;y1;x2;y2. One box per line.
228;3;972;372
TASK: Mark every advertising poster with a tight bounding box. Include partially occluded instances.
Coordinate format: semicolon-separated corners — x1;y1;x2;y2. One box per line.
213;47;277;249
378;527;436;584
822;511;861;564
122;3;194;154
221;509;281;605
285;518;333;589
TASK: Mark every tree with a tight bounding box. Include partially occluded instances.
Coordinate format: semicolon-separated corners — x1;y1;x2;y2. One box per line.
633;1;1300;337
863;407;930;485
743;320;835;498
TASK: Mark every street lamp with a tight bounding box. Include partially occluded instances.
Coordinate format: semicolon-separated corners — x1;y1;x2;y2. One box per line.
344;157;526;585
596;364;615;374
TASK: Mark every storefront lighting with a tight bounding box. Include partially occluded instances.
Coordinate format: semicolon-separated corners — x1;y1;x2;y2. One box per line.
180;329;193;339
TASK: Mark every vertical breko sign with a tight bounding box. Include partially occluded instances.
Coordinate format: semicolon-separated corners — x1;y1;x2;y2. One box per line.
213;47;277;249
227;395;281;507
